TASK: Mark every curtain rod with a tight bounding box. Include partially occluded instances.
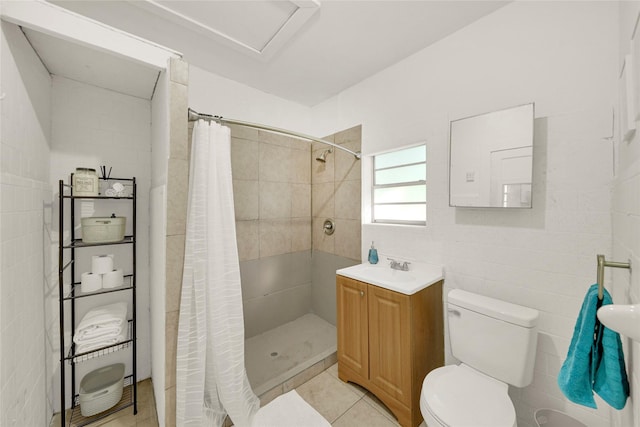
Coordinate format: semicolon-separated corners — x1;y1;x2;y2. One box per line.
187;108;361;160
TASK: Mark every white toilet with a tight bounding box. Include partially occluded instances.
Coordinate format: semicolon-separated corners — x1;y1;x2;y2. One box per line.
420;289;539;427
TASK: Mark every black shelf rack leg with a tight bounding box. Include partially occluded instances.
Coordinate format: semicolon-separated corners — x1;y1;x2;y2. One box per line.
70;178;77;412
58;180;66;426
132;178;137;415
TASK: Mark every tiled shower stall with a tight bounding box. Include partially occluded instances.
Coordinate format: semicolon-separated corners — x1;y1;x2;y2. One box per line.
231;124;362;396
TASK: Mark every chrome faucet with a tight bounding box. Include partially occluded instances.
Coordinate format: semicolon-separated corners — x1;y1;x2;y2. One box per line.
387;258;411;271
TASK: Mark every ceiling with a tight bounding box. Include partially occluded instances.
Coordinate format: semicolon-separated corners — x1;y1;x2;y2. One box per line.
46;0;509;106
22;27;160;99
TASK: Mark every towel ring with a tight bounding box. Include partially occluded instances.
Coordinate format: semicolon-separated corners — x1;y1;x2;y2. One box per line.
596;254;631;300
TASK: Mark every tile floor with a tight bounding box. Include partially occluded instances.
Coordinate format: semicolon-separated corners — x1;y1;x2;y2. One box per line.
54;363;418;427
297;363;402;427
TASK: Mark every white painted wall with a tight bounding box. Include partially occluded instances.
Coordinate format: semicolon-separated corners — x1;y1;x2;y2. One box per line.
49;75;152;410
151;70;170;188
310;2;619;427
188;65;312;135
612;3;640;427
0;20;52;427
150;68;170;426
149;185;166;426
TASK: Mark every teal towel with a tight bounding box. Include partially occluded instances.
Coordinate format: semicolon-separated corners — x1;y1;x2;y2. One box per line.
557;284;599;408
558;284;629;410
593;291;630;409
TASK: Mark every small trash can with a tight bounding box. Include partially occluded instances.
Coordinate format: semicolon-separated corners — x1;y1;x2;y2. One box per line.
535;408;587;427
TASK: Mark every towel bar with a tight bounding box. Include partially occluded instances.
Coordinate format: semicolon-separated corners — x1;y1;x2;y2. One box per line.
597;254;631;300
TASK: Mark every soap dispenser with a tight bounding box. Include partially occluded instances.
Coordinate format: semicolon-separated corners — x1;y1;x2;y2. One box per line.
368;241;379;264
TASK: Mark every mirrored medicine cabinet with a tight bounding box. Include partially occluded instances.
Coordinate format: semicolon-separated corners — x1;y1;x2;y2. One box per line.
449;103;534;208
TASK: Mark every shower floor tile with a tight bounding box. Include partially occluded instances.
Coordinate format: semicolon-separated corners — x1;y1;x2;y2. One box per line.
245;313;337;396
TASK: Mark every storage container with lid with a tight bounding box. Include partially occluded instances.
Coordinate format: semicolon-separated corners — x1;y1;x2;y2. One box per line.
81;214;126;243
79;363;125;417
73;168;99;197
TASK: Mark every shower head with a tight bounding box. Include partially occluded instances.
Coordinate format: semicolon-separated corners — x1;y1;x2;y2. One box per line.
316;149;333;163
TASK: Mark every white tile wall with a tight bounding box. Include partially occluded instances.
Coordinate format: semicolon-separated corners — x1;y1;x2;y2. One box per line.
49;76;152;411
0;21;52;427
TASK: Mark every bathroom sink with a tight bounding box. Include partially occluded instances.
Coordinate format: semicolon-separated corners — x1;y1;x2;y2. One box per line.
597;304;640;342
360;267;415;283
336;262;443;295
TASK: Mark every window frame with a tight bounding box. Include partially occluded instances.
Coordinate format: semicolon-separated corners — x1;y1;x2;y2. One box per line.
371;144;427;226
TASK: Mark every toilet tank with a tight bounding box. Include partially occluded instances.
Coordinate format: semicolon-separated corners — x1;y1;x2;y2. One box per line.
448;289;539;387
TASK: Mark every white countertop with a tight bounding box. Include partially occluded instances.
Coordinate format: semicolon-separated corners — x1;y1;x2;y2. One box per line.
336;262;444;295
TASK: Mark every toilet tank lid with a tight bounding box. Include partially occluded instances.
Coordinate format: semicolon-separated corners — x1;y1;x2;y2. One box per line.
448;289;539;328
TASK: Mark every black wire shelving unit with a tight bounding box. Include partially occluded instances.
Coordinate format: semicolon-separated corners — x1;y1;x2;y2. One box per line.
58;176;137;427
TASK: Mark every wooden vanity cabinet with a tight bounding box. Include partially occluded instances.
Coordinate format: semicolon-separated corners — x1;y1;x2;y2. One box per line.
336;275;444;427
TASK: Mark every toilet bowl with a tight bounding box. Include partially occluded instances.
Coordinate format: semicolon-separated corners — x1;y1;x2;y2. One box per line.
420;290;539;427
420;364;515;427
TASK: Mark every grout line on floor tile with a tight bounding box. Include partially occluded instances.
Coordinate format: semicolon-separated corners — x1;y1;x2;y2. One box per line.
329;393;366;426
361;396;399;425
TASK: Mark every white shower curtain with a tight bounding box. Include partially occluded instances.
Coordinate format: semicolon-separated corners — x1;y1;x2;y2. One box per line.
176;119;259;427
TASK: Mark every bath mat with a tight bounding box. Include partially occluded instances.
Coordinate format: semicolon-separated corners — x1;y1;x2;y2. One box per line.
252;390;331;427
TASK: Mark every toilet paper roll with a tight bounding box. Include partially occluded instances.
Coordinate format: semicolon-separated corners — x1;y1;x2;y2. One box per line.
91;254;114;274
102;268;124;289
81;272;102;293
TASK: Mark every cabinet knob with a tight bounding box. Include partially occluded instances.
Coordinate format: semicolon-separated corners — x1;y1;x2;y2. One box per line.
360;290;365;297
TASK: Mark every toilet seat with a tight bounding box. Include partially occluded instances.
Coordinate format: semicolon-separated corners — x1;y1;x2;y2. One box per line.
420;364;516;427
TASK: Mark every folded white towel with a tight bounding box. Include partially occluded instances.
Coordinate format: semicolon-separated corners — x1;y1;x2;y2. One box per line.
75;325;125;347
75;326;127;354
76;302;127;335
74;324;123;343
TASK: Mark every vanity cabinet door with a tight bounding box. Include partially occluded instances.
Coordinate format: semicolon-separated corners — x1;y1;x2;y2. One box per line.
368;285;412;405
337;276;369;379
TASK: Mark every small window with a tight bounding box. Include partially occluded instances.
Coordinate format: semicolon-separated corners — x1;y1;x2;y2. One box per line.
372;144;426;225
